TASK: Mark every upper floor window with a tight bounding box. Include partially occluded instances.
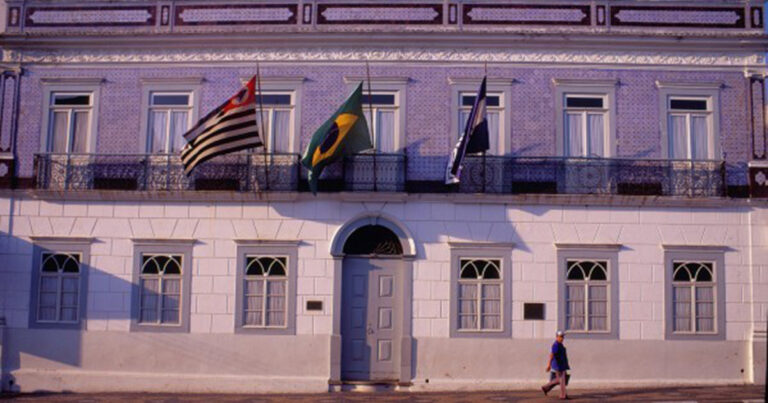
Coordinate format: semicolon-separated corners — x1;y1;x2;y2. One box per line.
48;92;93;153
147;92;193;153
459;92;502;155
553;79;617;158
656;81;721;161
255;92;294;153
667;97;713;160
672;261;715;333
362;92;399;153
37;252;81;323
563;94;608;158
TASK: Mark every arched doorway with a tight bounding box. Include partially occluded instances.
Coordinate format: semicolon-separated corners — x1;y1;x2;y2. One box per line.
329;214;415;385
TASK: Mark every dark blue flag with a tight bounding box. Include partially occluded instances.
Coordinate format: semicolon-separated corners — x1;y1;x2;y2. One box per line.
445;77;490;184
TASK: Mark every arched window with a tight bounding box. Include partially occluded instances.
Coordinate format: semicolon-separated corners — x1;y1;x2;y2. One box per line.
139;254;182;325
565;260;608;332
457;259;502;331
243;256;288;328
38;253;81;323
343;225;403;256
672;261;715;333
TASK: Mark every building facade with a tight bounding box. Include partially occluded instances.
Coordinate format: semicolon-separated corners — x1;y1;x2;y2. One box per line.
0;0;767;393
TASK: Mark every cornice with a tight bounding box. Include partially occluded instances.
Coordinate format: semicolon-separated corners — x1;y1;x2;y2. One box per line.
28;236;96;244
238;76;306;85
140;76;204;85
552;78;619;87
39;77;105;85
655;80;724;90
131;238;197;245
662;244;729;252
343;76;409;85
448;241;516;249
448;77;517;86
233;239;302;246
555;243;623;251
5;48;765;69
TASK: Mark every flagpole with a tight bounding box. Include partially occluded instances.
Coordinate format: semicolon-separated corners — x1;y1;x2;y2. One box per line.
482;63;487;193
256;62;270;191
366;58;377;192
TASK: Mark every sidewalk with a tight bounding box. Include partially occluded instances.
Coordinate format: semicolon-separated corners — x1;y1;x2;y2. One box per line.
1;385;765;402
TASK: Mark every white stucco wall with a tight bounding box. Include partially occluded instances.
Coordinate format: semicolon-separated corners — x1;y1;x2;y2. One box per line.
0;195;763;391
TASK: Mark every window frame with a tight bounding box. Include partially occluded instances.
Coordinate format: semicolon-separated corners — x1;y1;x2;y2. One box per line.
663;246;726;340
449;77;513;156
344;76;407;153
40;78;103;154
556;243;620;339
449;242;513;338
234;240;298;335
553;79;617;158
130;239;193;333
656;81;721;161
28;236;93;330
241;76;305;154
138;78;203;154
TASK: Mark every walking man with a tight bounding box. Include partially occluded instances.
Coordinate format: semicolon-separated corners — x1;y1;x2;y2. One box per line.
541;330;570;399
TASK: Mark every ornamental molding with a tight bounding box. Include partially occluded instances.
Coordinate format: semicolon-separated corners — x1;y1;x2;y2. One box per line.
5;48;765;68
238;75;307;85
233;239;302;246
131;238;197;245
140;76;204;85
661;244;729;252
29;236;96;244
39;77;105;85
448;241;516;249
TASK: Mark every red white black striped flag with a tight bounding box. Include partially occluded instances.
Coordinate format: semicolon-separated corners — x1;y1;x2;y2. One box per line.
181;76;262;175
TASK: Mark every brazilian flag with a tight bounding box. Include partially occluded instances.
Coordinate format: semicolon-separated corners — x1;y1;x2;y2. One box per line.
301;82;372;194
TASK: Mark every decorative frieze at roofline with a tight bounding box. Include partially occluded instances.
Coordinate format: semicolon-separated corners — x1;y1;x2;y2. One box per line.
3;48;765;69
3;1;766;39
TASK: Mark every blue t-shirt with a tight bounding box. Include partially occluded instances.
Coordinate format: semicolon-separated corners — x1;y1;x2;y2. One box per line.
550;341;570;372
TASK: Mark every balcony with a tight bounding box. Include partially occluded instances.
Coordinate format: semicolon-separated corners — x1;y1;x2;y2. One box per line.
33;153;727;198
33;152;407;193
457;155;726;198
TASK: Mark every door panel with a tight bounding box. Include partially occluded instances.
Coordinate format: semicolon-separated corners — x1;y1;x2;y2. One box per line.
341;258;400;381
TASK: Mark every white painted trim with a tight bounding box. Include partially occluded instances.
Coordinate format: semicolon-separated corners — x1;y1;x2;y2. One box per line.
344;78;407;153
130;238;197;245
448;241;515;249
138;81;201;153
662;244;729;252
239;76;306;86
449;77;512;155
39;80;102;154
553;79;617;157
658;84;721;160
234;239;302;246
28;236;96;244
655;81;723;90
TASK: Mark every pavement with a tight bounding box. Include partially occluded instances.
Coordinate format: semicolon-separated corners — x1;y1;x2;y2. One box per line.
0;385;765;402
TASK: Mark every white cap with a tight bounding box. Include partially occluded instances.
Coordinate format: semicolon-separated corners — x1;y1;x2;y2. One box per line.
556;330;565;337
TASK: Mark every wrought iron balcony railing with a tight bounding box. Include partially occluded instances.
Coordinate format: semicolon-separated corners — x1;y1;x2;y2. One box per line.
457;155;727;197
33;152;408;193
33;153;726;197
34;153;301;192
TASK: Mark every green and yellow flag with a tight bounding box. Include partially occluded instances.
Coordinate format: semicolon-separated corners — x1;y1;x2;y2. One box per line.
301;82;372;194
